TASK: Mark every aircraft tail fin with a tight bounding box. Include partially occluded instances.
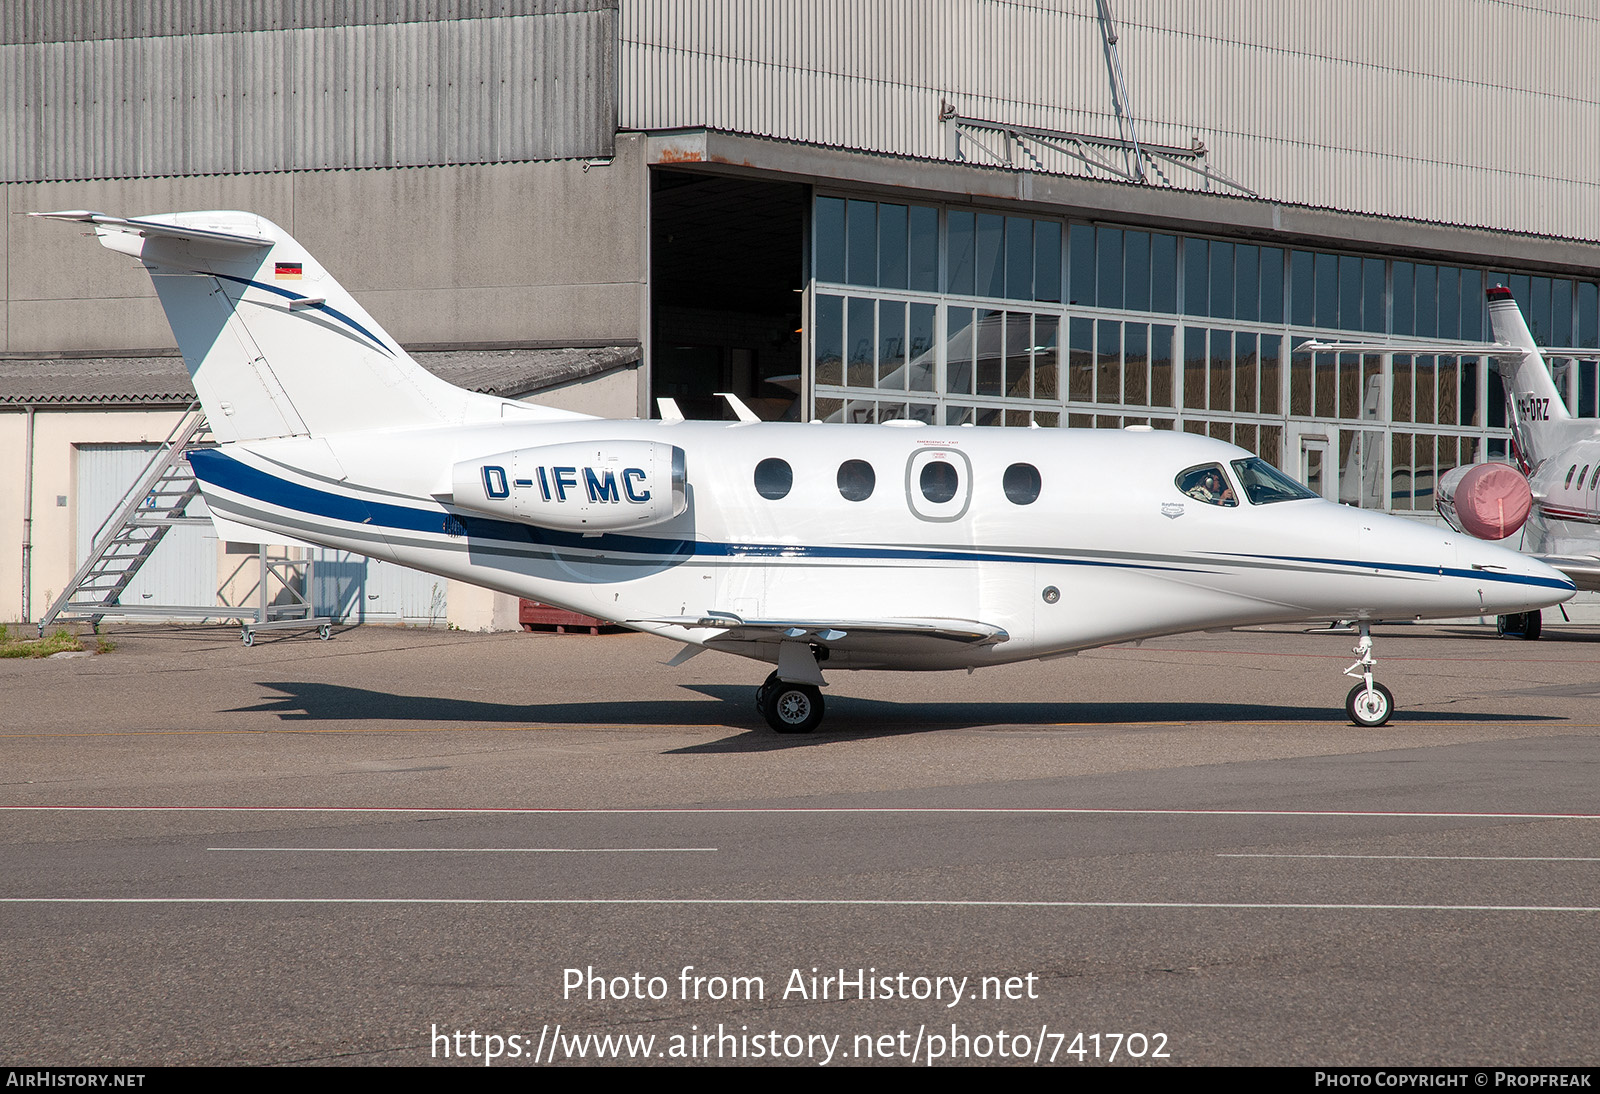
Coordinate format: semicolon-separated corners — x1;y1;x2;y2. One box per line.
34;210;557;443
1486;285;1572;469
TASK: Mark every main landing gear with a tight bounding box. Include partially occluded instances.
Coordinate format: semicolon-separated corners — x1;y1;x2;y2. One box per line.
756;670;825;734
1342;622;1394;727
1496;610;1542;640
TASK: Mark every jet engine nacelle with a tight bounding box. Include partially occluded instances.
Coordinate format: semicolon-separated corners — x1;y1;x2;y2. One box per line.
1436;462;1532;541
450;440;687;532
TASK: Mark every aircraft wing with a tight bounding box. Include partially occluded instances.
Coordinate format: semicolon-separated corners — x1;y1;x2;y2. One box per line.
1531;555;1600;593
632;612;1009;647
1295;338;1533;360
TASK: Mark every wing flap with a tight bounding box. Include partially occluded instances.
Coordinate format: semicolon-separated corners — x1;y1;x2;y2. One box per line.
632;611;1009;646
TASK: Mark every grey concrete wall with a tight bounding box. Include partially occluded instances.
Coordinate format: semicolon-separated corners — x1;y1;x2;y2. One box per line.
4;133;648;354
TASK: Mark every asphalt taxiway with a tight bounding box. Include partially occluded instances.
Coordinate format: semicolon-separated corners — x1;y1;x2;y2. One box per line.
3;622;1599;1066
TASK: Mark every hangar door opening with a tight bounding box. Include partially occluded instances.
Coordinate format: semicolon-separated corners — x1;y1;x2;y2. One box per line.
651;170;806;421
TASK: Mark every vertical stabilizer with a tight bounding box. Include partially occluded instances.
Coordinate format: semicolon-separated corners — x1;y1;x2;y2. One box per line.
1486;285;1570;468
34;211;505;443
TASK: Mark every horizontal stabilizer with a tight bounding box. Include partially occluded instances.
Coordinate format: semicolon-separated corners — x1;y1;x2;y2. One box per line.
31;210;272;249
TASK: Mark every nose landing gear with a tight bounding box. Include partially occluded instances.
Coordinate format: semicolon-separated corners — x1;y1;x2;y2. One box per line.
1343;622;1394;727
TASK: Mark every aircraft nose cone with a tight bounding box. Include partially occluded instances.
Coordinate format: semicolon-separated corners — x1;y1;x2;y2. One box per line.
1463;542;1576;613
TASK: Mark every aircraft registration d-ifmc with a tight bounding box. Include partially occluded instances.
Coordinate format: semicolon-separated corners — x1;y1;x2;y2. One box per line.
39;210;1574;730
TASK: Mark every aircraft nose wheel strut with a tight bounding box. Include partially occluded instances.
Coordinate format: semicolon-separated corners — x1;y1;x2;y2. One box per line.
1342;622;1394;727
756;670;825;734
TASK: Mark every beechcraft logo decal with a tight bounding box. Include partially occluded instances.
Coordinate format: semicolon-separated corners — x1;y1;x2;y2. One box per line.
274;261;303;280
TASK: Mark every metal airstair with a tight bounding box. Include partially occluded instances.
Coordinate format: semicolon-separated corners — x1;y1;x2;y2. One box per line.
37;405;331;643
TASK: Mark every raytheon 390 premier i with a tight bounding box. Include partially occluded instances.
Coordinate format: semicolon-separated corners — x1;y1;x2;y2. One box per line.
41;210;1574;730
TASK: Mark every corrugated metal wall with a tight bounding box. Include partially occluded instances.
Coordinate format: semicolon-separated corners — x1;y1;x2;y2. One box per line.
619;0;1600;242
1;0;616;179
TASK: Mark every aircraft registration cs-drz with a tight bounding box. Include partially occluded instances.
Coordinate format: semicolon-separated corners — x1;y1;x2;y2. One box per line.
40;210;1574;731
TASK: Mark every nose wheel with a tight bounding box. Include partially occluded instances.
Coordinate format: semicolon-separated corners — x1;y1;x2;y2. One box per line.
1342;622;1393;727
756;671;825;734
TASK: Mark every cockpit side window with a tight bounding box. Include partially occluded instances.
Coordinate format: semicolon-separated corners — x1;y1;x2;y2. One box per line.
1228;457;1319;504
1176;463;1238;507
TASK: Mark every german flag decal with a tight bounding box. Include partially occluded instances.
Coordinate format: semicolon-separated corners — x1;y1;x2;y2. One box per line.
275;261;303;280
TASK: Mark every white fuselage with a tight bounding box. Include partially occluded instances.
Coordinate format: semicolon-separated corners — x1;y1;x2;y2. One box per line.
189;421;1572;672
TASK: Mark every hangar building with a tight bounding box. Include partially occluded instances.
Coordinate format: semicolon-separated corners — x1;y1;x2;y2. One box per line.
3;1;1598;627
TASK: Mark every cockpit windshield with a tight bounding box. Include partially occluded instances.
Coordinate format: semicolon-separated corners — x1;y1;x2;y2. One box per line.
1230;457;1319;504
1176;463;1238;507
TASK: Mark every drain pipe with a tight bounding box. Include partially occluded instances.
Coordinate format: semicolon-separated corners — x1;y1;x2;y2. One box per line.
21;403;35;623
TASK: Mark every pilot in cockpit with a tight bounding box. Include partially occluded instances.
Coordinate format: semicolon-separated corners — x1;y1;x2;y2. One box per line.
1179;465;1238;507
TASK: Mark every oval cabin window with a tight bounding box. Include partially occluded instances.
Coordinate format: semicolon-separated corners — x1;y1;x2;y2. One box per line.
1003;463;1041;505
754;458;793;500
837;459;875;502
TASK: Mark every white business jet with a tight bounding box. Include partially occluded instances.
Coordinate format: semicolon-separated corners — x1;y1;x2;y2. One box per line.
1303;287;1599;641
39;211;1574;730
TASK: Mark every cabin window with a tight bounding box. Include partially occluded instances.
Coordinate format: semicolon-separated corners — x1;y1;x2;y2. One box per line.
1228;458;1317;504
920;460;960;503
837;459;875;501
1566;465;1578;489
1580;466;1591;491
754;458;793;500
1176;463;1239;507
1003;463;1041;505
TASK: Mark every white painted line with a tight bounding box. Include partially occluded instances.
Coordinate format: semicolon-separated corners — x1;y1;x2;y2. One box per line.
8;805;1600;820
1220;853;1600;862
3;896;1599;912
207;847;717;853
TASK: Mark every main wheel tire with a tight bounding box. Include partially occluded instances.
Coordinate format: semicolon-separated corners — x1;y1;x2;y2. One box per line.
754;670;781;716
1346;681;1394;727
1524;609;1542;640
764;682;824;734
1496;613;1519;637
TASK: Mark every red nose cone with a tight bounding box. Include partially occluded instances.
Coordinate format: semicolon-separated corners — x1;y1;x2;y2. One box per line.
1455;463;1532;540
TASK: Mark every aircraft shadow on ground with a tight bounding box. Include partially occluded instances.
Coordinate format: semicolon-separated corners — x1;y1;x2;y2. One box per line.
231;680;1559;752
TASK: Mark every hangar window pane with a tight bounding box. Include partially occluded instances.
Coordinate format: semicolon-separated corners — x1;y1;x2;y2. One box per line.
976;309;1002;396
847;297;875;387
846;199;877;286
1098;321;1121;404
879;300;906;389
909;304;936;392
1098;227;1124;309
1069;317;1094;401
1460;270;1484;340
1235;332;1258;415
1291;250;1314;327
1034;316;1060;401
1123;230;1150;312
920;461;960;503
1150;325;1174;406
1438;266;1461;340
909;205;939;292
1035;220;1062;303
837;459;875;502
948;210;975;296
1363;258;1385;333
1006;217;1033;300
1415;264;1438;337
1069;223;1095;305
1338;255;1362;330
1259;335;1282;416
1259;247;1283;324
1184;327;1207;410
1209;329;1232;411
754;458;793;500
814;295;843;387
1209;240;1233;319
1006;312;1033;398
1234;244;1258;322
1393;262;1415;335
976;213;1005;298
879;203;908;289
1152;233;1178;314
815;197;845;283
947;307;975;395
1579;283;1598;347
1124;323;1148;406
1004;462;1041;505
1184;238;1207;316
1315;253;1338;328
